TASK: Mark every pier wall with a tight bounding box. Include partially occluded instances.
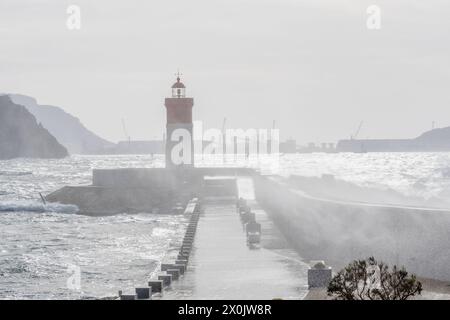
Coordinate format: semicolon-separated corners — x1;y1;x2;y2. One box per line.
47;167;257;215
253;175;450;282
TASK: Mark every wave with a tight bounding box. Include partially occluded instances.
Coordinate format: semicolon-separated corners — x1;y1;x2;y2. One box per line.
0;200;79;214
0;171;33;176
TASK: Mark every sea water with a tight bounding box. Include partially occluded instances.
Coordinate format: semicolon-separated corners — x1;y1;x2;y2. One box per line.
1;153;450;299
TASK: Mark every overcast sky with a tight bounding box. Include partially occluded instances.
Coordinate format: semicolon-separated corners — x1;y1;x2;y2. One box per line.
1;0;449;144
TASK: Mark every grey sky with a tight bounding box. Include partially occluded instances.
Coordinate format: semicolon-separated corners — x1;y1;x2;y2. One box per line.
1;0;449;144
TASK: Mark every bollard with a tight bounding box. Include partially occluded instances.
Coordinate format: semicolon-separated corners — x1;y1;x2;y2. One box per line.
307;261;332;288
120;294;137;300
171;264;186;274
148;280;164;294
158;274;172;287
167;269;180;280
135;287;152;300
161;263;174;271
176;259;188;266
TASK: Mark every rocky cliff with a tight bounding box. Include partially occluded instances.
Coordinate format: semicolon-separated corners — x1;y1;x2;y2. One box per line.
0;95;68;160
8;94;114;155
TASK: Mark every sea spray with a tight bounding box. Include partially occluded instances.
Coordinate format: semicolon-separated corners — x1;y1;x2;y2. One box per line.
0;200;79;214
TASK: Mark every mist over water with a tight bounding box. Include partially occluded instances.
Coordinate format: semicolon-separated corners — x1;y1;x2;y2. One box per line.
1;153;450;299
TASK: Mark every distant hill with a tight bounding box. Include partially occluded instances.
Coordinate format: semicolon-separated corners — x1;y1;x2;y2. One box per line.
337;126;450;152
0;95;68;160
415;127;450;147
8;94;114;155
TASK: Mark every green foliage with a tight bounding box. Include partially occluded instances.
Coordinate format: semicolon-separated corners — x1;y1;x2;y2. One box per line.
327;257;422;300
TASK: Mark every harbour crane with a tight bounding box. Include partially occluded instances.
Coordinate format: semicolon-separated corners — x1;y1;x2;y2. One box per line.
351;121;364;140
121;118;131;144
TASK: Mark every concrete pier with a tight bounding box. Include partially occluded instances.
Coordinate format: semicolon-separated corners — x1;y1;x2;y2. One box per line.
161;199;309;300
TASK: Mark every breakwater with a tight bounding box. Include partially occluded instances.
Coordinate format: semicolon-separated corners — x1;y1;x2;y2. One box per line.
253;175;450;282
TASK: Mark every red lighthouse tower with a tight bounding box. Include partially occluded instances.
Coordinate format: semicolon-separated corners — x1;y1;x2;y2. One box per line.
165;74;194;168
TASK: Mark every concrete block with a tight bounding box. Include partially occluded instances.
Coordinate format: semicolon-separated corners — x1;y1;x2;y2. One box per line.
120;294;137;300
161;263;174;271
158;274;172;287
135;287;152;300
148;280;164;293
176;259;188;266
171;264;186;274
308;261;332;288
178;254;189;261
167;269;179;280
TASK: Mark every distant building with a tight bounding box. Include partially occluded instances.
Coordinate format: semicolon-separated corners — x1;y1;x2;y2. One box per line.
114;140;164;154
280;139;297;153
297;142;336;153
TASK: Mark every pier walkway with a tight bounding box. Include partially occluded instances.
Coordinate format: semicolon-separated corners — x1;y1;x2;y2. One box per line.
161;199;309;300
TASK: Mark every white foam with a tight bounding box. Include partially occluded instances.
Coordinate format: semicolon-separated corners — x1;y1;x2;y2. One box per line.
0;200;79;214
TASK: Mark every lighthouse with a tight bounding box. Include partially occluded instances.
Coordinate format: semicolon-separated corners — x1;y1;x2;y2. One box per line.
165;74;194;168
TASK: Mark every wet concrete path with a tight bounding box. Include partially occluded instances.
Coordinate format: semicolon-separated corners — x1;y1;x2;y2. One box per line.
162;199;309;300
